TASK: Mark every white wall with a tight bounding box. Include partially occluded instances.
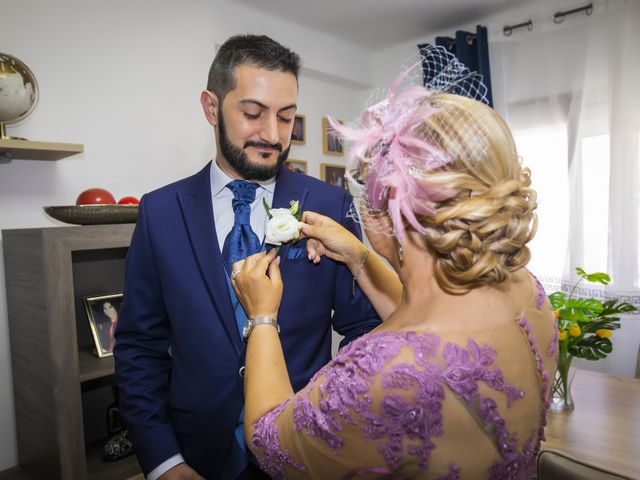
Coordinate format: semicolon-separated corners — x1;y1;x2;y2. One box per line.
0;0;374;469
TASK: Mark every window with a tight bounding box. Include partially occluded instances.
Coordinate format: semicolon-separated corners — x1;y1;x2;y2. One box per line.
513;124;569;280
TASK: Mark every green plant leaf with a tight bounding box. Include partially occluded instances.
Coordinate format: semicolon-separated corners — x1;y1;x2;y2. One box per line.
263;198;272;219
600;299;638;316
566;297;603;313
558;298;603;323
586;272;611;285
575;268;610;285
559;308;588;323
569;336;613;360
549;292;566;310
580;318;621;332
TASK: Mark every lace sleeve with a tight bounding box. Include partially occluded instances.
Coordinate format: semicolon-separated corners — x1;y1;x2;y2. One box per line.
252;335;402;478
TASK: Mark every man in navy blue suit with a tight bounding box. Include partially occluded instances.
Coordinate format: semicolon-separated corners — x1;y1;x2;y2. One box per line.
114;34;380;480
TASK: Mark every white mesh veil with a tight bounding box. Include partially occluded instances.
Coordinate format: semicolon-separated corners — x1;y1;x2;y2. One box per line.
331;45;491;241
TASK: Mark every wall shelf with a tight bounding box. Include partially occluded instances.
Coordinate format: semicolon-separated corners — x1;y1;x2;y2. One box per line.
79;347;115;383
0;139;83;160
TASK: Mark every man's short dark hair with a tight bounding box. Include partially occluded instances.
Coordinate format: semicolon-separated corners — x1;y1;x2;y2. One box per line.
207;34;301;102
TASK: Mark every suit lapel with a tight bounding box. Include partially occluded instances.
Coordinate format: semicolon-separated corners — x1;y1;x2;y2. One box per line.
271;168;308;267
177;162;243;355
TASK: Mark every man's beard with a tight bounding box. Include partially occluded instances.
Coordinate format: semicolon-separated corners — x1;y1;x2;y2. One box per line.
218;112;290;181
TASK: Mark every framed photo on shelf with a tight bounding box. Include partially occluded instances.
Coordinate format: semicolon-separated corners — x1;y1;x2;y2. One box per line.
285;158;307;174
84;292;123;358
322;117;344;156
320;163;347;190
291;114;306;144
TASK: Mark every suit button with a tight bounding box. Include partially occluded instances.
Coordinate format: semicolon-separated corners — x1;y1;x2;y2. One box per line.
239;366;245;378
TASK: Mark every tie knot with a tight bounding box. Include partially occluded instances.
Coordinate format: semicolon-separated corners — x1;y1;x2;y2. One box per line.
227;180;258;204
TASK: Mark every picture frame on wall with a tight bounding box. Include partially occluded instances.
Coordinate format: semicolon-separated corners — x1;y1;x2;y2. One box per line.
291;114;306;144
322;117;344;156
320;163;347;190
285;158;307;174
84;292;123;358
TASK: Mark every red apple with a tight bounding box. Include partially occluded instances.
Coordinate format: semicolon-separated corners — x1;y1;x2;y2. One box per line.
118;196;140;205
75;188;116;205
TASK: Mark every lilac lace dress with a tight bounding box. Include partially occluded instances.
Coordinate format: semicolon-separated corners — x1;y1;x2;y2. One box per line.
252;274;558;479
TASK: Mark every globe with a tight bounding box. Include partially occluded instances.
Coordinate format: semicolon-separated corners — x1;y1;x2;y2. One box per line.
0;53;39;139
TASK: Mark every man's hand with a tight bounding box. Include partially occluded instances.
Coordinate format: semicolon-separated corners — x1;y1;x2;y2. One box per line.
158;463;205;480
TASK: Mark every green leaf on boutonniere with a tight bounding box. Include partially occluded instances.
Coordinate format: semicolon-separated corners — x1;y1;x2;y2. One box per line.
263;198;272;219
290;200;303;221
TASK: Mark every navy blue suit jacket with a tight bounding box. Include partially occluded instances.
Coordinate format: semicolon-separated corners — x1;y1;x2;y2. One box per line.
114;162;380;478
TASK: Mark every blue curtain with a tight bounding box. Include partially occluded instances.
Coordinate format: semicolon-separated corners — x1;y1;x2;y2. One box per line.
418;25;493;107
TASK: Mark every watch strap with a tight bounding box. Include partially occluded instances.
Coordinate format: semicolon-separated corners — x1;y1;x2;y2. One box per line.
243;316;279;339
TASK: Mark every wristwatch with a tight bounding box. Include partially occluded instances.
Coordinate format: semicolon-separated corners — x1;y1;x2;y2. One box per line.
242;316;279;340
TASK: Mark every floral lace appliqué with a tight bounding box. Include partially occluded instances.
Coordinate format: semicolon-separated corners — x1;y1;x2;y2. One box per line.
252;328;548;479
529;271;547;310
253;400;306;478
548;324;559;359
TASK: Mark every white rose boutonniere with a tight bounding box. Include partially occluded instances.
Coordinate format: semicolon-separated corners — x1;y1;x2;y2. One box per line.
264;199;302;248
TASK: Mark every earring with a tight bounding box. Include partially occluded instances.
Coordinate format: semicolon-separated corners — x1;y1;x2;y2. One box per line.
397;245;404;263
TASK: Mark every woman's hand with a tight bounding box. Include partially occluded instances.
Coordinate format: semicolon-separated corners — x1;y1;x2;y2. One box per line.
301;211;367;272
231;249;283;319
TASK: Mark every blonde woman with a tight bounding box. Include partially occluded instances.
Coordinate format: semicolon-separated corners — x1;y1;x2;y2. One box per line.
231;47;557;479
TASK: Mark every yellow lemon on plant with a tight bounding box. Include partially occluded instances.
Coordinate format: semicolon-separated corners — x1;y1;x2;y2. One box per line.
569;324;581;337
596;329;613;338
558;330;568;341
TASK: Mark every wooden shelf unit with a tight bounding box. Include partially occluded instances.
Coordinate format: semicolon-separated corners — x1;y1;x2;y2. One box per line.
2;224;141;480
0;139;83;160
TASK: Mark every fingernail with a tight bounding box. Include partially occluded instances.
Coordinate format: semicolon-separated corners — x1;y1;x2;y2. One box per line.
275;256;281;265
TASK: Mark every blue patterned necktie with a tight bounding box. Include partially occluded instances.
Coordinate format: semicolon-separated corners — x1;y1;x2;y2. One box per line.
220;179;261;478
222;180;261;274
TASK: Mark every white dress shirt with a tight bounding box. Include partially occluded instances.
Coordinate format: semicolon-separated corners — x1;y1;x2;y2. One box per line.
146;161;276;480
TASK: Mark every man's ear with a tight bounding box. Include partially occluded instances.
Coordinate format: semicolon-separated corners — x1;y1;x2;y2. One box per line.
201;90;219;127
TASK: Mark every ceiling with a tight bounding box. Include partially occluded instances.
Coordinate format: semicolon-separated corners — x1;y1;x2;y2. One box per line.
235;0;535;49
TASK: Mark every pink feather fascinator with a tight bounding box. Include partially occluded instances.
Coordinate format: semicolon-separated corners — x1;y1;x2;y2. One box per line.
327;45;489;244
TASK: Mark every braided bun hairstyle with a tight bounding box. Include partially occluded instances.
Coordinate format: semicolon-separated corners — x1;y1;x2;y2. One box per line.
414;94;537;292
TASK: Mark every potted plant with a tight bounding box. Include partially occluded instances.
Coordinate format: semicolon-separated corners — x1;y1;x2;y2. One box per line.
548;268;637;412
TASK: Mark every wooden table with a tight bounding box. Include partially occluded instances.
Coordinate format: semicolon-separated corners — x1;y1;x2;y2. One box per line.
542;368;640;479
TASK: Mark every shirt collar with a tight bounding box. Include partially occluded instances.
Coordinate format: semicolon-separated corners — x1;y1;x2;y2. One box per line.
210;159;276;199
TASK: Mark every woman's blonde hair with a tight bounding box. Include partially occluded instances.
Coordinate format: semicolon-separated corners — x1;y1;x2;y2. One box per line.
415;94;537;292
